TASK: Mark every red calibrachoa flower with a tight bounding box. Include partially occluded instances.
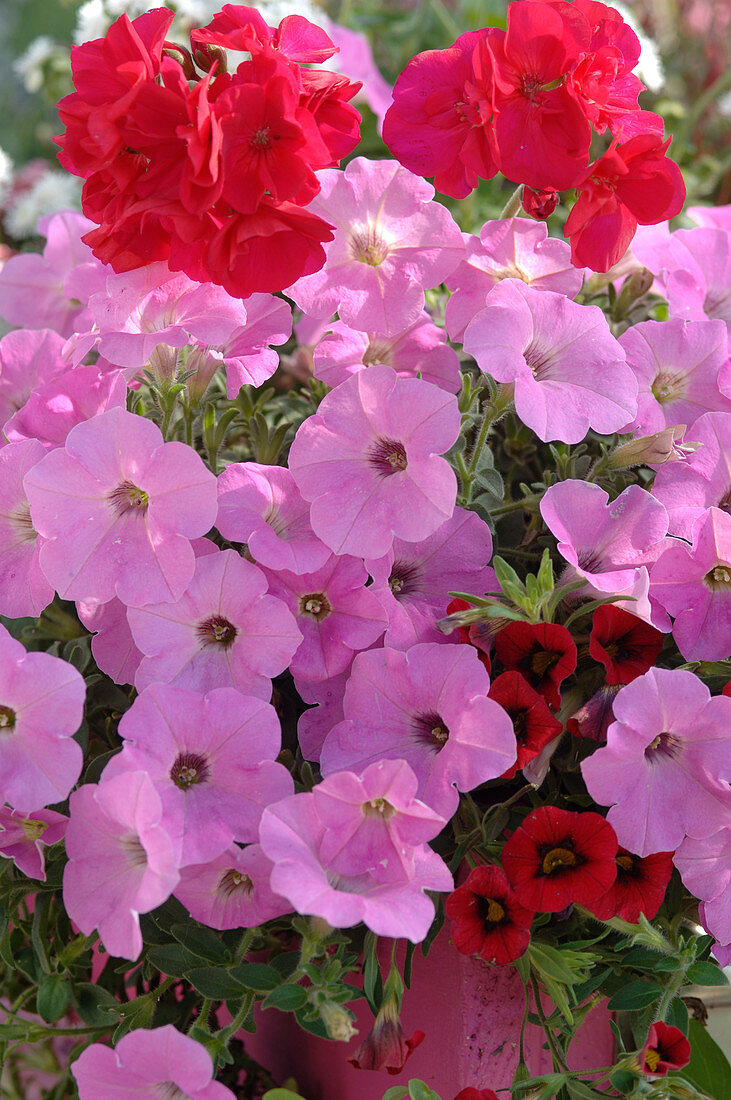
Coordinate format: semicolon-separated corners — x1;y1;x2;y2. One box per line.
589;605;664;685
722;681;731;698
640;1022;691;1076
566;684;620;742
502;806;618;912
445;864;534;964
488;672;563;778
348;1007;425;1075
586;847;673;922
494;622;577;710
564;133;686;272
446;598;491;672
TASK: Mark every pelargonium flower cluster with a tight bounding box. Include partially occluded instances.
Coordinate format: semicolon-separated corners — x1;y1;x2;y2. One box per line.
55;5;363;296
383;0;686;269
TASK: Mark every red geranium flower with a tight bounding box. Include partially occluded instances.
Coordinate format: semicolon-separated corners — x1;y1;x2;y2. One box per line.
486;0;592;190
564;132;686;272
445;864;533;964
589;605;663;685
502;806;617;912
454;1090;500;1100
722;681;731;698
641;1022;691;1076
586;847;673;922
348;1007;425;1075
382;30;501;200
488;672;563;778
494;622;577;710
566;684;620;742
522;186;558;220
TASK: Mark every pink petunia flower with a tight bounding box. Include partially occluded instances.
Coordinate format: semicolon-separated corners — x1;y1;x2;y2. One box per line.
445;218;584;342
128;548;301;698
63;772;180;960
287;157;464;336
0;624;85;812
0;440;54;618
0;806;67;880
365;506;496;650
311;759;446;882
259;790;453;942
540;479;670;628
295;666;351;762
0;209;98;338
581;667;731;856
72;1023;236;1099
320;643;517;817
263;553;387;683
25;406;218;607
216;462;330;575
69;260;249;370
102;684;293;866
634;226;731;329
649;508;731;661
175;843;292;930
198;292;293;398
288;364;460;558
312;313;461;393
3;365;127;451
463;280;637;443
651;412;731;539
0;329;69;432
676;828;731;946
619;318;730;435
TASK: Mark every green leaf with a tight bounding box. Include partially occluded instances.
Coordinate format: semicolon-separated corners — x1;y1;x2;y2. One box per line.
363;931;383;1013
607;981;663;1011
262;1091;308;1100
147;943;199;978
682;1019;731;1100
185;967;244;1000
409;1081;442;1100
36;974;71;1024
73;982;121;1026
269;952;300;978
566;1081;605;1100
379;1088;409;1100
230;962;280;992
171;923;230;964
608;1069;637;1094
262;984;308;1012
686;960;729;987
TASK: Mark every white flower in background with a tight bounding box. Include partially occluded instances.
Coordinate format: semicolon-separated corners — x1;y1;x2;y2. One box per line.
613;1;665;92
4;171;82;239
13;36;59;94
0;148;13;208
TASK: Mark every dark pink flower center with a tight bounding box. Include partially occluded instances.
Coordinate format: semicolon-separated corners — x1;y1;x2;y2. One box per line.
108;479;149;517
120;834;148;868
388;560;421;597
9;502;37;544
369;438;408;477
0;705;17;732
298;592;331;620
218;868;254;899
155;1084;194;1100
170;751;210;789
644;731;681;761
413;711;450;751
651;369;687;404
362;338;394;367
196;615;238;647
361;797;396;820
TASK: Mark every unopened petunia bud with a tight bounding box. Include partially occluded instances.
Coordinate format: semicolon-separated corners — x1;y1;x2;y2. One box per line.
319;1000;358;1042
609;426;701;469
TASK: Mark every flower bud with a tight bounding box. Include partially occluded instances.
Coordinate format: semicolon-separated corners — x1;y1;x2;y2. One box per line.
522;186;558;220
319;1000;358;1043
348;995;424;1074
609;426;700;469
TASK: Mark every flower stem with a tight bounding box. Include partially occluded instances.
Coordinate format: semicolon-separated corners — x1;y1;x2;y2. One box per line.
500;184;524;219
